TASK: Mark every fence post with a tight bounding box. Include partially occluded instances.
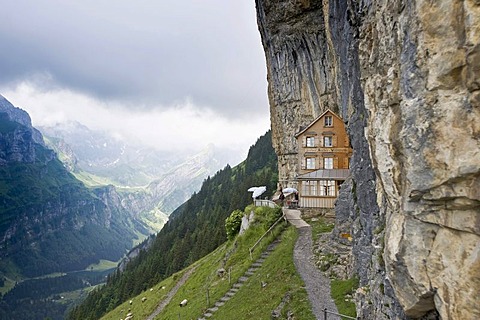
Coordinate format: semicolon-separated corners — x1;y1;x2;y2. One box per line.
324;307;328;320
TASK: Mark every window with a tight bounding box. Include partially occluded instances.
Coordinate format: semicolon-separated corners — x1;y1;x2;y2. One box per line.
324;157;333;169
324;116;333;127
306;136;315;147
319;180;336;196
324;136;333;147
302;181;317;196
306;157;316;169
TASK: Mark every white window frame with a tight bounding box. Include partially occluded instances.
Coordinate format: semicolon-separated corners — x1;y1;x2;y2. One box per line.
306;157;316;169
324;157;333;169
306;136;315;147
324;136;333;147
302;180;317;196
324;116;333;127
319;180;336;196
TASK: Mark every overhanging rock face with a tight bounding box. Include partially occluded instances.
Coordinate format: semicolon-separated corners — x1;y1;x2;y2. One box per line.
255;0;480;319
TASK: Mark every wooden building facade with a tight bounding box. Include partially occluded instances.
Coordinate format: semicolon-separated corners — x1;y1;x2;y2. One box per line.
294;109;352;208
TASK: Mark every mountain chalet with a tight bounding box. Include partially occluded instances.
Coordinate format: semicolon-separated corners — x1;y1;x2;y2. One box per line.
294;109;353;208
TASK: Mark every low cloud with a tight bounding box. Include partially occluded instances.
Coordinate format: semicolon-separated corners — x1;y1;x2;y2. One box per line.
0;0;268;118
2;81;270;158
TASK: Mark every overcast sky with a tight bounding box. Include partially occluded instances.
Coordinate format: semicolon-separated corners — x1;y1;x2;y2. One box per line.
0;0;270;159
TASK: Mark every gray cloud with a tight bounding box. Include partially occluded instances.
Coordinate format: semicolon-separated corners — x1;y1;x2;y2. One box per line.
0;0;268;118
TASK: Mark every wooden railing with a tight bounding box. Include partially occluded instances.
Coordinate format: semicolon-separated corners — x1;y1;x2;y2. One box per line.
323;308;357;319
248;214;284;260
300;197;335;208
254;199;277;208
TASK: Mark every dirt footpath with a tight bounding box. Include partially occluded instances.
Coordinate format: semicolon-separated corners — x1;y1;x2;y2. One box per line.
285;209;340;320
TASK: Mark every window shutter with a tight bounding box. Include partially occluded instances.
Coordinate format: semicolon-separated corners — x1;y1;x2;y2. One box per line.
332;136;338;147
343;157;349;169
334;157;339;169
345;136;350;147
319;156;324;169
302;138;306;147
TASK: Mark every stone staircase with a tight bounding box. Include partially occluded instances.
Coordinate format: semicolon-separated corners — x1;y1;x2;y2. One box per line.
198;239;281;319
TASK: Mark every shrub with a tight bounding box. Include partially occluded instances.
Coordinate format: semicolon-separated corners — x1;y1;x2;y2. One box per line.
267;206;283;227
225;210;244;240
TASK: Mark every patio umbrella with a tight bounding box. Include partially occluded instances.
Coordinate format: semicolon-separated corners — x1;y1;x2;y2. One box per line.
252;186;266;199
282;187;298;194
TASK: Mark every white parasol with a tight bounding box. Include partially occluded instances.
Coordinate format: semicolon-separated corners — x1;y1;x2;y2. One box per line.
282;187;298;194
252;186;267;199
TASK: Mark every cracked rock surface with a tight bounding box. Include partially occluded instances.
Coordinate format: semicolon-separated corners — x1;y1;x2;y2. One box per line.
256;0;480;318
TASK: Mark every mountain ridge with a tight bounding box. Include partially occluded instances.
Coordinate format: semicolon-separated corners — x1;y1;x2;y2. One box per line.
68;130;278;319
40;121;234;216
0;96;158;319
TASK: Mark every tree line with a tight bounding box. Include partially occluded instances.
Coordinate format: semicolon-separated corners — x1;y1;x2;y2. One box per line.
68;130;278;320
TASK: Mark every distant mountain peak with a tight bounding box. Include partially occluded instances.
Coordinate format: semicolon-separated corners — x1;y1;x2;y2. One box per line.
0;94;45;146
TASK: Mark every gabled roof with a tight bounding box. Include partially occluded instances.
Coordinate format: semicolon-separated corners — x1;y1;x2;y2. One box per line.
295;109;344;138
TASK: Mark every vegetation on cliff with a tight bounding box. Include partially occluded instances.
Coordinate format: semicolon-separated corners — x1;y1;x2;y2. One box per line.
68;130;278;319
100;205;315;320
0;100;154;319
0;114;138;279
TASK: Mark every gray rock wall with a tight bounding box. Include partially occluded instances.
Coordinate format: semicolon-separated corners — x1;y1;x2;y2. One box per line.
359;1;480;319
255;0;480;319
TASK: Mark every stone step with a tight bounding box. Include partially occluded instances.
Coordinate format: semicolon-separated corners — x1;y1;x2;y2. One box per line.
197;233;284;320
267;242;280;250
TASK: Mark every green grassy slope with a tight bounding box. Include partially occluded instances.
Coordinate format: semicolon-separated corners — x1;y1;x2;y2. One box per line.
68;130;278;319
101;206;316;320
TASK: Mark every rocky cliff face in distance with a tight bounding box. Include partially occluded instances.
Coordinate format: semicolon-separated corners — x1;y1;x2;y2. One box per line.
0;95;150;278
255;0;479;319
0;95;48;164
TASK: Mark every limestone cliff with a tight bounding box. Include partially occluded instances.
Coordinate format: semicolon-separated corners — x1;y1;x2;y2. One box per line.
256;0;479;319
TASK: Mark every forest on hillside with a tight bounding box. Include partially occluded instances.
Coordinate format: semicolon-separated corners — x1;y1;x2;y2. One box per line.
68;130;278;320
